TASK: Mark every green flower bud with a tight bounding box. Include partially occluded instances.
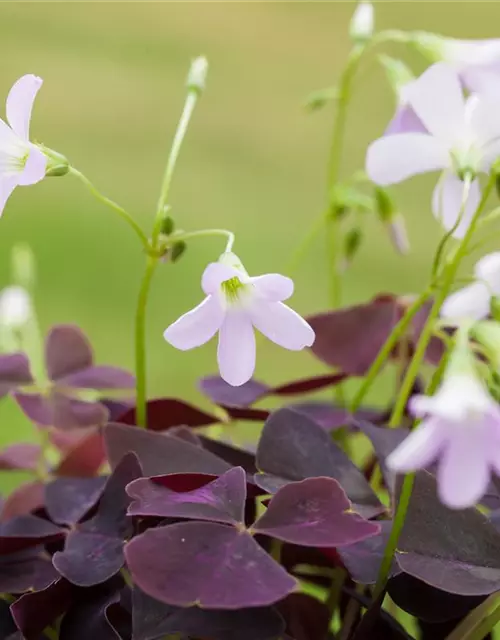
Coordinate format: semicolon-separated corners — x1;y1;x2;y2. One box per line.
160;215;175;236
40;146;70;177
472;320;500;370
170;241;187;263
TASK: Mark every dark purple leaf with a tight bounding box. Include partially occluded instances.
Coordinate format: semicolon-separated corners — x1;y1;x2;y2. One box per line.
290;402;382;431
387;572;486;623
11;578;74;640
53;532;125;587
127;467;247;525
0;353;33;397
45;476;107;526
198;436;257;474
396;471;500;595
253;477;380;546
256;409;383;519
418;618;492;640
0;444;40;471
14;393;52;427
118;399;218;431
276;593;330;640
0;547;58;592
280;544;336;587
307;298;399;375
14;391;109;430
273;373;348;395
125;521;297;608
0;599;17;640
54;429;106;477
61;365;135;391
349;589;413;640
336;520;398;584
132;586;284;640
0;482;45;522
355;421;409;493
0;515;63;555
45;325;93;381
53;454;141;586
59;576;124;640
169;425;203;446
104;423;230;476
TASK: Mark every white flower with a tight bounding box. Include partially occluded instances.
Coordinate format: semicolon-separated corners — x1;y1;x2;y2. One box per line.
441;252;500;320
0;285;31;328
388;370;500;509
0;75;47;215
366;63;500;238
350;1;374;43
163;253;315;386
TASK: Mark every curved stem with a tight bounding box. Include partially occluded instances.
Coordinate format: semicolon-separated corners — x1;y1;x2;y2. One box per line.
372;172;496;601
173;228;235;253
69;167;149;249
350;289;431;413
152;91;199;247
134;256;158;426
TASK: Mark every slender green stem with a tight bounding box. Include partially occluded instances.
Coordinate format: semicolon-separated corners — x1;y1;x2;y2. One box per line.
373;172;496;601
152;91;199;246
350;289;431;413
69;167;149;249
445;592;500;640
134;256;158;427
466;602;500;640
173;228;235;253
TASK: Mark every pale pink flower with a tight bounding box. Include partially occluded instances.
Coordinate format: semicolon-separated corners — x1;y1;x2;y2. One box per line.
163;254;315;386
0;75;47;215
387;370;500;509
441;252;500;321
367;63;500;238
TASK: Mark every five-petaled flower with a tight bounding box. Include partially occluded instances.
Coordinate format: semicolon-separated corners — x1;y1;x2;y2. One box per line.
163;253;315;386
441;252;500;321
387;358;500;509
366;63;500;238
0;74;47;215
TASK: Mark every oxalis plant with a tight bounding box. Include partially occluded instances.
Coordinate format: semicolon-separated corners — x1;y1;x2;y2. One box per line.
2;3;500;640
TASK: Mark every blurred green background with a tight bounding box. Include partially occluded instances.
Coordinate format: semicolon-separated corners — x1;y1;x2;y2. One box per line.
0;1;500;454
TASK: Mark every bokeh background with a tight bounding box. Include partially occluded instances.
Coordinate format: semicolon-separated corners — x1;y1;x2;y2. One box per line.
0;1;499;453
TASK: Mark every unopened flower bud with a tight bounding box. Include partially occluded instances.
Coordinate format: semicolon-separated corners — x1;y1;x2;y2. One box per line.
160;215;175;236
374;187;410;255
170;241;187;263
0;286;31;329
304;87;337;112
186;56;208;94
349;1;374;44
340;227;363;272
41;147;70;177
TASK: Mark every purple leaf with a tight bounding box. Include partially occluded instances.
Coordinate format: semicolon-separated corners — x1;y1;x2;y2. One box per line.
253;477;380;546
289;402;382;431
336;520;398;584
0;353;33;397
14;393;52;427
276;593;330;640
11;578;74;640
53;429;106;478
61;365;135;391
14;391;109;430
45;476;107;526
349;589;413;640
118;399;218;431
256;409;383;519
0;599;18;639
198;436;257;474
53;454;141;586
0;481;45;522
387;573;486;624
395;471;500;595
125;521;297;608
0;515;64;555
307;297;399;375
127;467;247;525
132;586;284;640
355;421;409;493
45;325;93;381
58;576;124;640
0;547;59;593
169;425;203;446
0;444;40;471
412;300;445;365
104;423;230;476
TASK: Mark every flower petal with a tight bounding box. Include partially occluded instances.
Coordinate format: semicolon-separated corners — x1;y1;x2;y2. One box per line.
17;145;46;186
366;133;448;185
386;419;446;472
6;75;43;140
432;173;481;238
201;263;241;295
404;63;465;145
438;428;490;509
440;282;491;321
461;67;500;97
384;104;427;136
250;274;294;301
217;313;255;386
164;296;224;351
250;300;315;351
0;177;19;217
473;252;500;299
